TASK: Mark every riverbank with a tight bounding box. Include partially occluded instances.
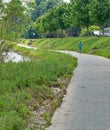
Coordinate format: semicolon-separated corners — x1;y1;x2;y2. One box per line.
0;45;77;130
0;37;110;130
18;36;110;59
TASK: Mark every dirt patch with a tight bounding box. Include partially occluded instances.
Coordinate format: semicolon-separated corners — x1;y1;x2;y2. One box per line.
26;77;70;130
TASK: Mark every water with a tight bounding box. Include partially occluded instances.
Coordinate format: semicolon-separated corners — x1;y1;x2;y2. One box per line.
4;52;29;62
3;44;37;63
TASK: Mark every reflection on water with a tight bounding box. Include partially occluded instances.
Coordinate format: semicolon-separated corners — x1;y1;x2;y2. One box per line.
4;52;29;62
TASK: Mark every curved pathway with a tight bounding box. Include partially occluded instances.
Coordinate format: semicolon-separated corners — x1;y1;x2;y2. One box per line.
47;51;110;130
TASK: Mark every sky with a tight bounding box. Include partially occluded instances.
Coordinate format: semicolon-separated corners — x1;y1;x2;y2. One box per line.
64;0;70;2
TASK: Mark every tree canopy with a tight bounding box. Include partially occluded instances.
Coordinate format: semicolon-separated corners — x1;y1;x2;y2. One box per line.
89;0;110;33
29;0;110;38
0;0;27;40
70;0;91;29
0;0;110;39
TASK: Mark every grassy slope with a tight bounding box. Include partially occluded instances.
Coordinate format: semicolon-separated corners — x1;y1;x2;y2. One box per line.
26;37;110;58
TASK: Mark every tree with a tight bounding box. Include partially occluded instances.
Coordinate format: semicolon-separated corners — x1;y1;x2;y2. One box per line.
55;3;69;30
0;0;5;40
23;0;65;38
2;0;26;40
0;0;4;18
23;0;64;38
33;2;80;38
89;0;110;34
34;4;66;38
70;0;91;30
32;0;64;21
0;0;27;62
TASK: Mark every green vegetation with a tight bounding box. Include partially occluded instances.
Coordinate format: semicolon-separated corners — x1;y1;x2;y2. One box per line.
29;0;110;38
27;37;110;58
0;0;26;41
0;46;77;130
0;0;110;129
0;40;14;62
1;0;110;39
1;36;110;129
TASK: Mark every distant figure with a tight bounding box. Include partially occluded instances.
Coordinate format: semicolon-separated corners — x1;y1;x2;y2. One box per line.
79;41;83;52
28;40;33;45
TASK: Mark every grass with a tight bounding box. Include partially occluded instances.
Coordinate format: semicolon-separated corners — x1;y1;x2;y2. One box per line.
0;46;77;130
23;36;110;59
2;36;110;129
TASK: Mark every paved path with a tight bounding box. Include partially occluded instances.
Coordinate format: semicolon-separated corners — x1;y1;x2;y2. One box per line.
17;44;37;49
47;51;110;130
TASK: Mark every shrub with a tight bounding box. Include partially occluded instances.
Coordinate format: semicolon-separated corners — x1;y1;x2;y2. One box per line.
80;26;100;37
79;28;90;37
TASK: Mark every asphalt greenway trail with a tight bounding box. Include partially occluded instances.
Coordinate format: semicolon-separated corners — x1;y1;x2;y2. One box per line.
47;51;110;130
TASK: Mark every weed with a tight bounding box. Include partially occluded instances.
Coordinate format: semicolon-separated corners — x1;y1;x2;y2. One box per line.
0;46;77;129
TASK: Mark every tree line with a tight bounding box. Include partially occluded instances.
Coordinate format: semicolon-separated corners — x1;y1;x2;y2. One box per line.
32;0;110;38
0;0;110;40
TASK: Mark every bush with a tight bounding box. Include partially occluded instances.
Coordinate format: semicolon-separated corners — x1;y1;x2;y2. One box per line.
80;26;100;37
89;26;100;32
79;28;90;37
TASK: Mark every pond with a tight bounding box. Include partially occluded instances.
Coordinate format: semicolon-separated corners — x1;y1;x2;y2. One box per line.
3;44;37;63
4;52;29;62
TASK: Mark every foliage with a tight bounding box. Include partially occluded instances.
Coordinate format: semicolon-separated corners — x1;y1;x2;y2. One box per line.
33;0;64;21
1;0;110;39
89;26;100;32
79;28;90;37
31;0;110;38
70;0;91;29
89;0;110;33
23;0;64;38
0;1;5;39
80;26;100;37
0;0;27;40
33;3;70;38
0;47;77;129
0;0;4;19
0;40;14;63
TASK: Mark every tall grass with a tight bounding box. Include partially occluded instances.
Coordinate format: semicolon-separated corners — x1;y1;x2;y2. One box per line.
0;48;77;129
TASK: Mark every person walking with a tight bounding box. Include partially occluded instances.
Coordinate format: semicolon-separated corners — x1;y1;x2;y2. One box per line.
79;41;83;53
